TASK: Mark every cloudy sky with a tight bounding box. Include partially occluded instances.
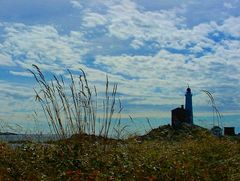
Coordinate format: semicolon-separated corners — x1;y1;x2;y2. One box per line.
0;0;240;131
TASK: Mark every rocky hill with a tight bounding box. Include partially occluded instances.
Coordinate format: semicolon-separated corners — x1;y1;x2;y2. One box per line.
137;123;213;142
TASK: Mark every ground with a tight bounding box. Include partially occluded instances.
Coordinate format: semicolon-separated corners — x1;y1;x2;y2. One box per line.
1;124;240;180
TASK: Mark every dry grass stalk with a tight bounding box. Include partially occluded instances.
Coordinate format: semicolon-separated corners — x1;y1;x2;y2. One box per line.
29;64;123;139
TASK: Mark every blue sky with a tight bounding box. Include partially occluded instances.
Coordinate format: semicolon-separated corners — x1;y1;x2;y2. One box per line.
0;0;240;131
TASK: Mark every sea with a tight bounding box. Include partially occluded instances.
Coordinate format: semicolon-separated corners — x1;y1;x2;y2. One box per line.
1;115;239;143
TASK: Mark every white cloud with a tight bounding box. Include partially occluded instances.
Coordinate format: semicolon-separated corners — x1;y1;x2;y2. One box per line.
224;2;234;9
0;80;33;98
83;12;108;28
0;80;37;124
70;0;82;8
9;71;32;77
1;23;89;73
130;39;144;49
220;16;240;37
80;0;240;60
105;3;185;44
0;53;15;66
80;0;219;52
95;41;240;108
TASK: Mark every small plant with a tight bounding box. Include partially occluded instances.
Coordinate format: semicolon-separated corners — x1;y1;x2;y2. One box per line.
29;64;123;139
201;90;222;127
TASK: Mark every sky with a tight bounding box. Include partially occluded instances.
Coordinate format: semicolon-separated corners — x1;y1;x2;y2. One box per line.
0;0;240;132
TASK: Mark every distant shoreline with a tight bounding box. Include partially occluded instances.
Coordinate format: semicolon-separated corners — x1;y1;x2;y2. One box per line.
0;132;18;135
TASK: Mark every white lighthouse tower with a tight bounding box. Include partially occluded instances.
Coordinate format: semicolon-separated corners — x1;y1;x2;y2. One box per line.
185;86;193;124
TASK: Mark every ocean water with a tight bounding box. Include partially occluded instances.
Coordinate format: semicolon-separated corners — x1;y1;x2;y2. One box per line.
114;115;240;136
1;114;239;142
194;115;240;133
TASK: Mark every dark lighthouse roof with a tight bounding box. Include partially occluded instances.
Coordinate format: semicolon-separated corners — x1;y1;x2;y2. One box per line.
186;86;191;92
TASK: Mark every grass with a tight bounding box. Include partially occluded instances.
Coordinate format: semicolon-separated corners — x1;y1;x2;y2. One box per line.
29;65;123;139
1;66;240;180
0;133;240;180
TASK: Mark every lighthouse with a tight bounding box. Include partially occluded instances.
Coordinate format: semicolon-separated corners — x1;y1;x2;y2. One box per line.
171;87;194;127
185;86;193;124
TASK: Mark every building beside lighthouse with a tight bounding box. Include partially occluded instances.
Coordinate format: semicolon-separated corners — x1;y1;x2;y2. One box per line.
171;87;194;127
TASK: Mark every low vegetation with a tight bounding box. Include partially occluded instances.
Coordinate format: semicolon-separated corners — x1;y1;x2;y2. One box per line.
1;129;240;180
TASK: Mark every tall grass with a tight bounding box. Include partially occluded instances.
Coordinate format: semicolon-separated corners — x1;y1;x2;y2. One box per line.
201;90;222;127
29;64;123;139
